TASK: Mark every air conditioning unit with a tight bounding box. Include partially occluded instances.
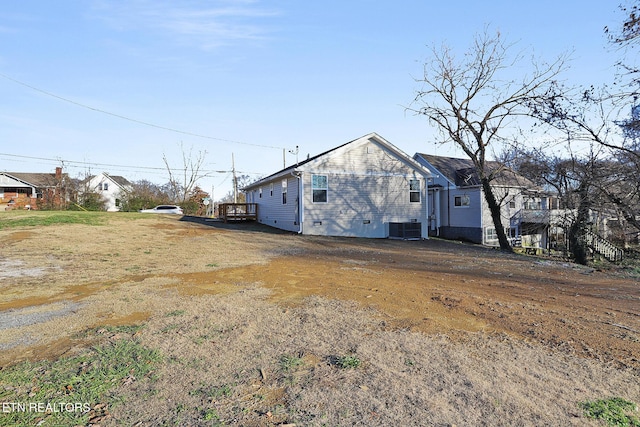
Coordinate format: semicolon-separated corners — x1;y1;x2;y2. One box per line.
388;222;421;239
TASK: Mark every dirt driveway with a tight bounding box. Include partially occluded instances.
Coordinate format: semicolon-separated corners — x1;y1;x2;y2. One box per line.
1;213;639;425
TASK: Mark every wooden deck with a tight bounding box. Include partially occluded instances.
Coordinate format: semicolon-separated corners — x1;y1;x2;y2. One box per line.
218;203;258;222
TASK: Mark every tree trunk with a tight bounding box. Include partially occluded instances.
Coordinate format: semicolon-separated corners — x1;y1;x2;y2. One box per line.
569;183;591;265
481;178;514;252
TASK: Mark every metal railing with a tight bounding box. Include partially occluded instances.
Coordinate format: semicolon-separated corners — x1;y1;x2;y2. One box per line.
218;203;258;222
580;229;624;262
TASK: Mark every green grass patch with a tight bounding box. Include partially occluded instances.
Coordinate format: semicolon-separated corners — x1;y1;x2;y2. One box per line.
0;338;161;426
0;211;109;229
279;354;304;372
165;310;186;317
77;324;145;338
336;355;362;369
579;397;640;427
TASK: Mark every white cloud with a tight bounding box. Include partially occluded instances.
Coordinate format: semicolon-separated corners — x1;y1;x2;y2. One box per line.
90;0;279;50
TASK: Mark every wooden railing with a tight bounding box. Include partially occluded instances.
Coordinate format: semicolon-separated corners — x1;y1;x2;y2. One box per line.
218;203;258;222
581;229;624;262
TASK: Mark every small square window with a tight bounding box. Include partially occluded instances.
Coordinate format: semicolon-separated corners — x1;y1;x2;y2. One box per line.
454;195;470;207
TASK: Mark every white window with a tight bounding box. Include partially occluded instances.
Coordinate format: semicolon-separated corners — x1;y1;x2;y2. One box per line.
409;179;420;202
282;179;287;204
269;183;273;197
485;228;498;241
524;199;541;210
312;174;328;203
454;195;470;207
259;187;262;198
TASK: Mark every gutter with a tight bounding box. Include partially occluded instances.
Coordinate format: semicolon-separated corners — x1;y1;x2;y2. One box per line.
291;171;303;234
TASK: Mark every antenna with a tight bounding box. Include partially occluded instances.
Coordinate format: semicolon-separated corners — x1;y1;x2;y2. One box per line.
288;145;299;166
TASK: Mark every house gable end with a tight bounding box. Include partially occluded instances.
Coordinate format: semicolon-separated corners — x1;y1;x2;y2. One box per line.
300;133;431;178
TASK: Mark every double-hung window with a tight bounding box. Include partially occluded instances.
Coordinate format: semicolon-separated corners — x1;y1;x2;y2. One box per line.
409;179;420;202
312;174;328;203
282;179;287;204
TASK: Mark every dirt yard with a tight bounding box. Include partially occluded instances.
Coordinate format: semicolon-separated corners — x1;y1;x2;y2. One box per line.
1;213;639;426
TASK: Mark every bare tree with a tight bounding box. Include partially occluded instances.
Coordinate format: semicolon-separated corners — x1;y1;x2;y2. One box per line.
163;142;209;205
524;1;640;247
410;29;567;251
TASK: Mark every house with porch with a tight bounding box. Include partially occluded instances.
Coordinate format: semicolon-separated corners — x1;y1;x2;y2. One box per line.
243;133;433;239
413;153;550;248
0;167;69;210
82;172;132;211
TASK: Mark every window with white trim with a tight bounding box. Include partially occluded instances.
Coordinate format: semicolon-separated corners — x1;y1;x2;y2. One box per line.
454;195;470;207
282;179;287;204
485;228;498;241
409;179;420;202
312;174;328;203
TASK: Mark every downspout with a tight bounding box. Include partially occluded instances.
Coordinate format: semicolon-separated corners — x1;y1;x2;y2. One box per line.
447;181;450;227
422;177;429;240
292;171;303;234
435;188;441;236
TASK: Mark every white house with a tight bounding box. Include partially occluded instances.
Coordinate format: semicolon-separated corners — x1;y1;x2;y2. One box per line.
243;133;433;239
414;153;549;247
83;172;132;212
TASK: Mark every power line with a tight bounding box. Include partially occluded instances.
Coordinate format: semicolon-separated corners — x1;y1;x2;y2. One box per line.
0;72;286;150
0;152;264;176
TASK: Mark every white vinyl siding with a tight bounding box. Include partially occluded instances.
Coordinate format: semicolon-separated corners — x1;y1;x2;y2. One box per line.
244;135;431;239
252;176;299;232
301;141;427;238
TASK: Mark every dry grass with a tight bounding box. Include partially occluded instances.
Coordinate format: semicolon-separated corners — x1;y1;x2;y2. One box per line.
0;211;638;426
110;288;639;426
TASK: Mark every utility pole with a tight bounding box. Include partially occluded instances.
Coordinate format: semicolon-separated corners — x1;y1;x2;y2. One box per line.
210;184;215;217
232;153;238;203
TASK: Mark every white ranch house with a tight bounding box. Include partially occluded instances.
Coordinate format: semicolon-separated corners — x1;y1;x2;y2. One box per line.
243;133;433;239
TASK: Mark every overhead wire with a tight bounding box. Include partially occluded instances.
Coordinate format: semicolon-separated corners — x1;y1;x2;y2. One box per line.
0;152;264;176
0;72;286;151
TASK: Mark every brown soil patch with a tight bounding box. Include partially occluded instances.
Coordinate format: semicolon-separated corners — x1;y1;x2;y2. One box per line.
1;214;639;425
1;215;638;367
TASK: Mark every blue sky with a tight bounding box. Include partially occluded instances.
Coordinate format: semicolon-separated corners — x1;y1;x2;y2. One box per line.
0;1;624;200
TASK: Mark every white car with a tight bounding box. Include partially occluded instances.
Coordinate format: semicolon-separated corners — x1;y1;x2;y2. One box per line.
139;205;184;215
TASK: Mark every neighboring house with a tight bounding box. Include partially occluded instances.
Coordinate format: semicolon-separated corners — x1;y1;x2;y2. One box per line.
82;172;132;212
0;167;69;210
414;153;550;248
243;133;433;239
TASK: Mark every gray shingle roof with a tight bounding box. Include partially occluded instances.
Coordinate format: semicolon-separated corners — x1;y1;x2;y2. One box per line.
416;154;538;189
1;172;67;188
